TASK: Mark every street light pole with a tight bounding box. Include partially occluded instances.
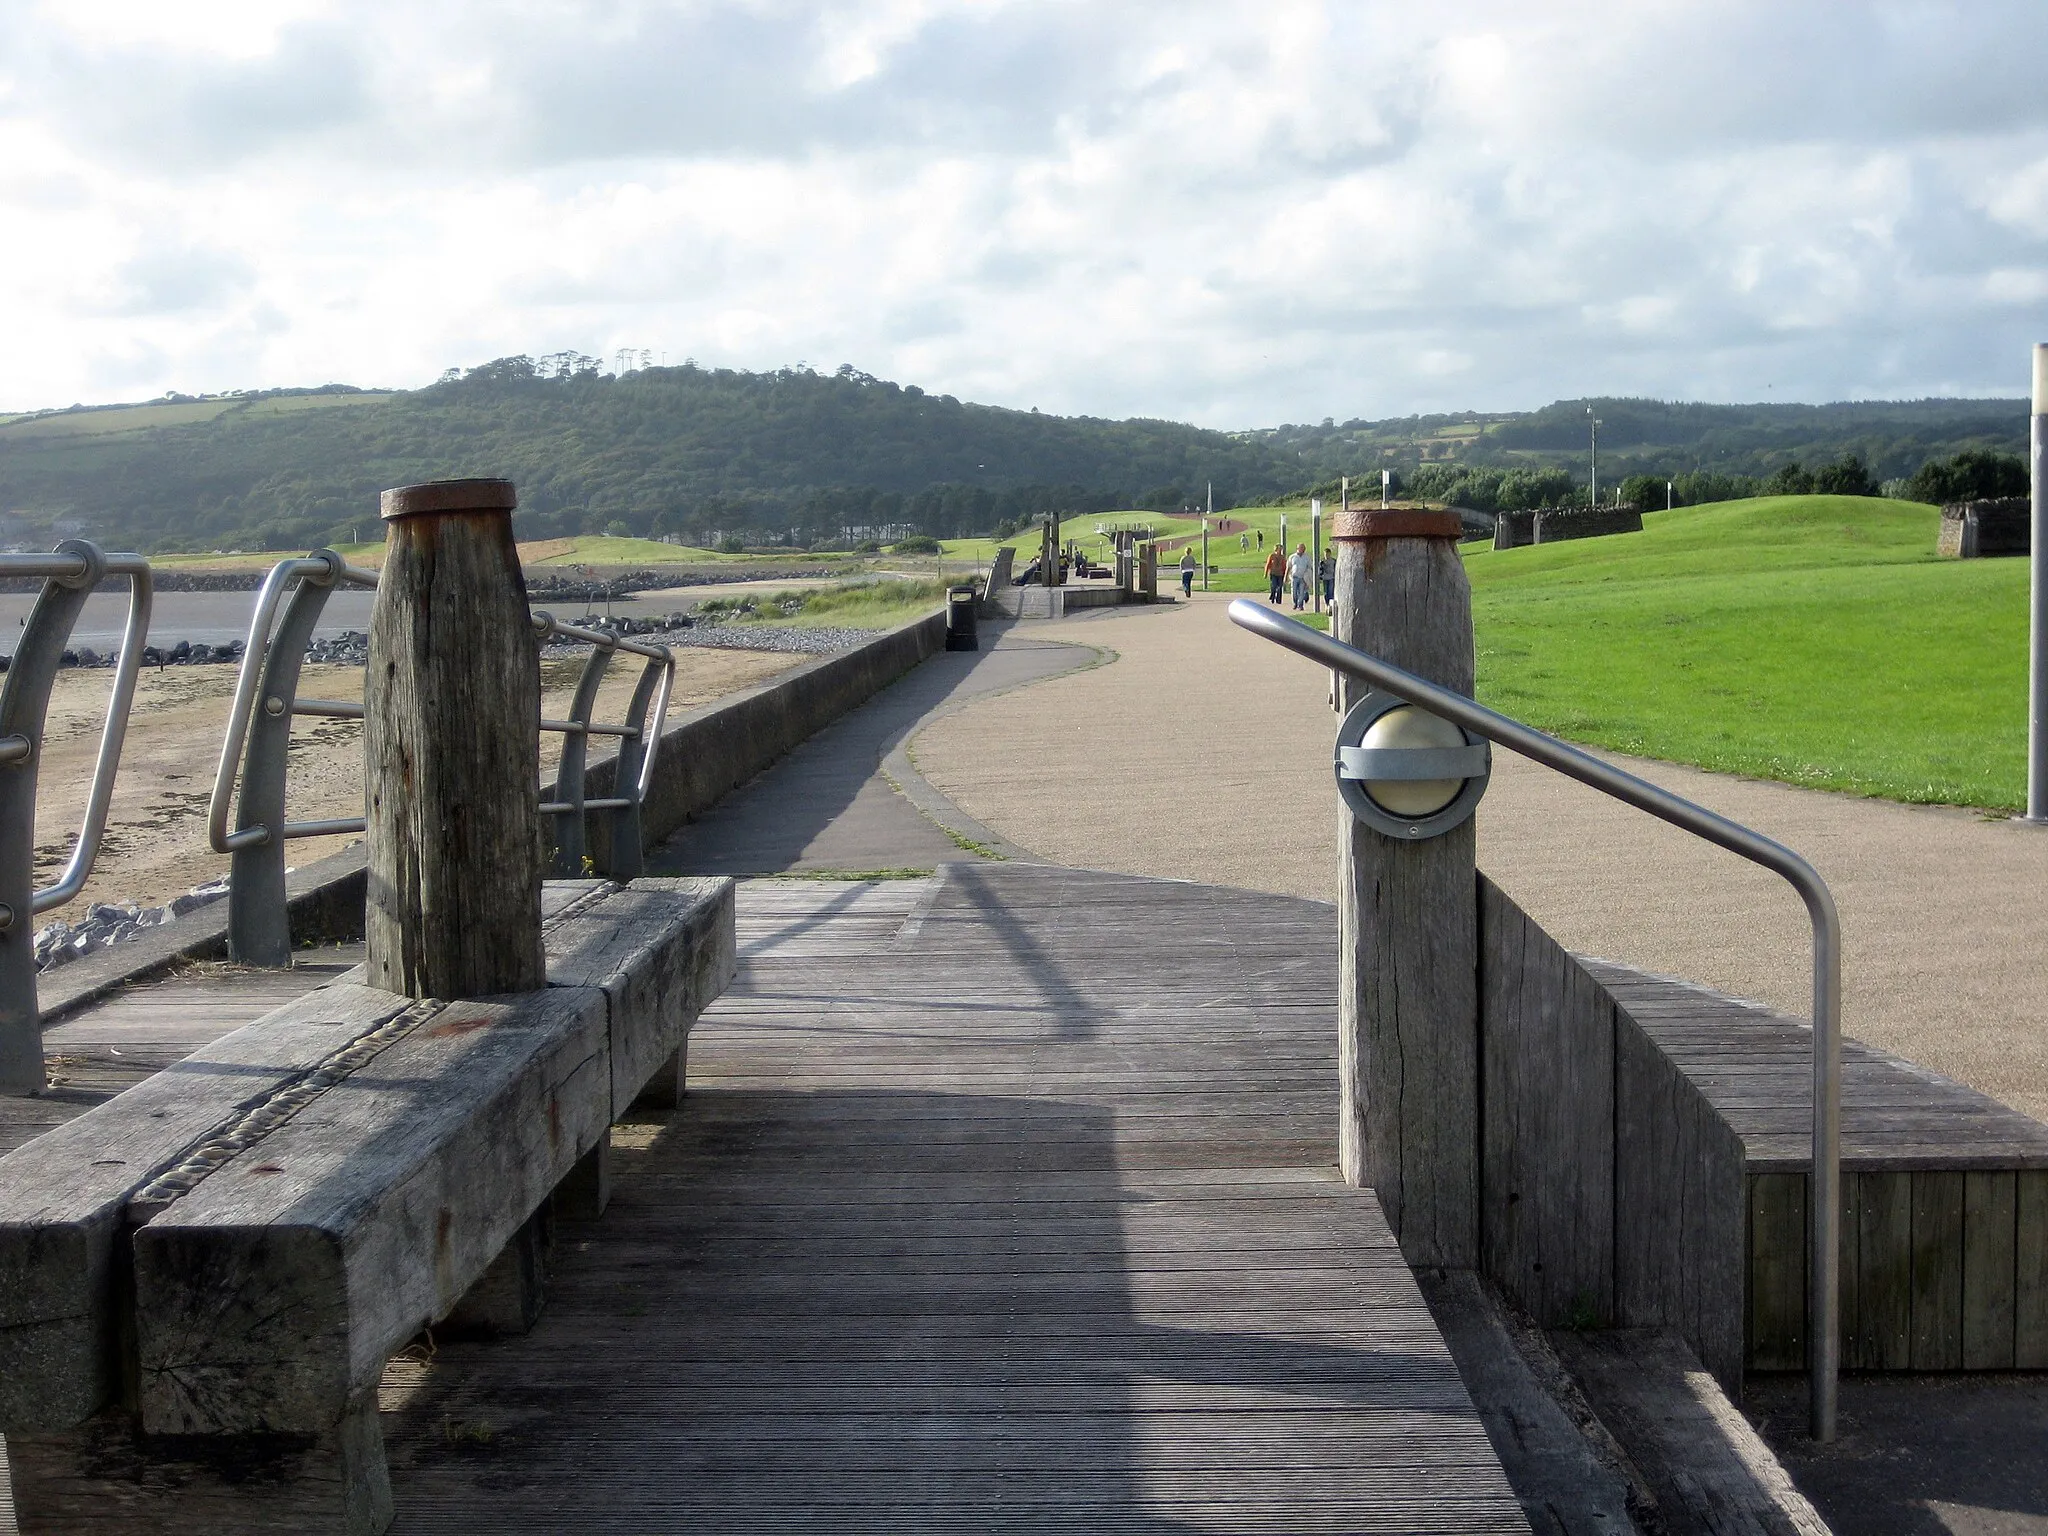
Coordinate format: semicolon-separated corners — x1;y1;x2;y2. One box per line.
1588;407;1601;508
2030;344;2048;820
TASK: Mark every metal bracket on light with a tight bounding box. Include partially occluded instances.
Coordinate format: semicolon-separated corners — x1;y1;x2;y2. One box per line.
1335;689;1491;838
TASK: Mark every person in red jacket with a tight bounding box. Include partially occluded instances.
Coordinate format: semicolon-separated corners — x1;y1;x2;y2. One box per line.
1264;544;1286;604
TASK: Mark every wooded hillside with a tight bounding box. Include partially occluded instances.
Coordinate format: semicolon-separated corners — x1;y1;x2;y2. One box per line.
0;356;2029;553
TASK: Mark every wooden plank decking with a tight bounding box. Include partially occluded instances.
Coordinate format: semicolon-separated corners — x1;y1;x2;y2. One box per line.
375;865;1528;1532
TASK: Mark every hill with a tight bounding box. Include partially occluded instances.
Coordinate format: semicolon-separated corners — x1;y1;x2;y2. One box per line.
1457;496;2026;809
0;361;1285;554
0;356;2031;555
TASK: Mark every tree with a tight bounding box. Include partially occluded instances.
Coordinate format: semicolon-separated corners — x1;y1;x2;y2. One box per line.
1764;462;1815;496
1618;473;1667;512
1906;449;2028;505
1811;454;1876;497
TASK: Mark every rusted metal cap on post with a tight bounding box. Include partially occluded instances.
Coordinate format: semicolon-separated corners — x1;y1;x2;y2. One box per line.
379;478;518;520
1331;504;1463;542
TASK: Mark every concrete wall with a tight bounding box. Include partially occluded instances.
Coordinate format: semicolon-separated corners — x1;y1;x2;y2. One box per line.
586;606;947;851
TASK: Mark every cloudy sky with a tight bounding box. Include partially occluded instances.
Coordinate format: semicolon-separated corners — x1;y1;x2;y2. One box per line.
2;0;2044;424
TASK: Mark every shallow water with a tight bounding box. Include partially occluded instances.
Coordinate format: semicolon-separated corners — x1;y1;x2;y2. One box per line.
0;584;739;655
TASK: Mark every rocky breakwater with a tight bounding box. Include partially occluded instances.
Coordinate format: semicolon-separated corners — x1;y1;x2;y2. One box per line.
33;878;229;973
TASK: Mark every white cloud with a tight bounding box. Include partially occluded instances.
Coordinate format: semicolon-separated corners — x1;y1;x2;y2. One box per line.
0;0;2044;421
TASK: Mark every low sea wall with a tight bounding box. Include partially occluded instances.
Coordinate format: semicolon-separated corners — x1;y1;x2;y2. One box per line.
586;606;947;855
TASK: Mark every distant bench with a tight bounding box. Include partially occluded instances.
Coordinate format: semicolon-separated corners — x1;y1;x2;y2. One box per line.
0;876;734;1535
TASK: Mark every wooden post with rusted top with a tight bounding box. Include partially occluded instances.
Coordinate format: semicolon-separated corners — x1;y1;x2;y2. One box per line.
366;478;545;1000
1333;504;1479;1268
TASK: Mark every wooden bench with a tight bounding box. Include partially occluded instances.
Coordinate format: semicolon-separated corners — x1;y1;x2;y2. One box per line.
0;876;733;1535
1479;876;2048;1394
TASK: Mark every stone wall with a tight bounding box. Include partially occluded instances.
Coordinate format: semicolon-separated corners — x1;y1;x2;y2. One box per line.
1938;497;2030;558
1494;505;1644;549
1532;505;1645;544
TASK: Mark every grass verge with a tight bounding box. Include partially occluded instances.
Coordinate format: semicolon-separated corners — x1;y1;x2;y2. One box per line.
1461;495;2024;809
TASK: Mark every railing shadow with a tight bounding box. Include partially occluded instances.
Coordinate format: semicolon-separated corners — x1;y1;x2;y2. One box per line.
378;1087;1468;1531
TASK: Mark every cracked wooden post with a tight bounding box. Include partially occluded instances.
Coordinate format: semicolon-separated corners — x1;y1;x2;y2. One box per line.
366;478;545;1000
1333;504;1479;1268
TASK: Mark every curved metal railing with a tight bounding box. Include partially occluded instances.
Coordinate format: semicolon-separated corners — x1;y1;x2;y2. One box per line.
530;609;677;881
209;552;676;964
1228;597;1842;1443
0;541;153;1093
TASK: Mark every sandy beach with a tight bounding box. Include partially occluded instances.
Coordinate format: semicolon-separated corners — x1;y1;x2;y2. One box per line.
30;646;804;918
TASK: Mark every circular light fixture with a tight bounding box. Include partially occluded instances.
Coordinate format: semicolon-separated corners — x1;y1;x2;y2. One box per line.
1335;690;1491;838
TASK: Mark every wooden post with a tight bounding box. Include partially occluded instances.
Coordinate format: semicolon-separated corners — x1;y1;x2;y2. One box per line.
1333;505;1479;1268
366;479;546;999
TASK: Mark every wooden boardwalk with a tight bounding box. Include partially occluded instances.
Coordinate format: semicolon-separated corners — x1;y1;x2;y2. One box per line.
374;865;1527;1532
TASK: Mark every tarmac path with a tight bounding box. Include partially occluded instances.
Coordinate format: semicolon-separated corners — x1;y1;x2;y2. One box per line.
910;593;2048;1123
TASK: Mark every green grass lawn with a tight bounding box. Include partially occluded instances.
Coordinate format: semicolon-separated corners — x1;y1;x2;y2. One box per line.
693;577;948;630
1460;495;2026;810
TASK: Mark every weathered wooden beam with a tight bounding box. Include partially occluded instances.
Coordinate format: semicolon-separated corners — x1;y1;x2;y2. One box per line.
0;983;425;1432
1477;876;1616;1327
544;876;736;1119
1333;506;1478;1267
7;1391;390;1536
365;478;545;1000
130;982;611;1436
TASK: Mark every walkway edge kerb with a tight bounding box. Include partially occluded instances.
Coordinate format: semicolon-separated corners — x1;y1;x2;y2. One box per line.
38;609;947;1024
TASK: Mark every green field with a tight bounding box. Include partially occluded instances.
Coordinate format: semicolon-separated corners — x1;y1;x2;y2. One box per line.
0;392;392;443
1460;496;2025;810
694;577;949;630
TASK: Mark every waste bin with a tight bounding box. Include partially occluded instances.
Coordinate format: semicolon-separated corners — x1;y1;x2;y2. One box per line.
946;584;979;651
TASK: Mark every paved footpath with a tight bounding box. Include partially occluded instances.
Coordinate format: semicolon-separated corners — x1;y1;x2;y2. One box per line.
912;592;2048;1123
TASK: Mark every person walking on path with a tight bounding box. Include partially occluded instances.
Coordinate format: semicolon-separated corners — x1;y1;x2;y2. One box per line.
1179;547;1197;597
1287;543;1312;611
1318;550;1335;607
1264;544;1286;604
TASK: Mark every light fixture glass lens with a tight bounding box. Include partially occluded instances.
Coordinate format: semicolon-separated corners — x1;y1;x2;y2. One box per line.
1360;705;1466;817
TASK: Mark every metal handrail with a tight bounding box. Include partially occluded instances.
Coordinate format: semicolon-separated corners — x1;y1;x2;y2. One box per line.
0;541;153;1094
209;550;379;858
1228;598;1842;1443
529;610;676;876
210;556;677;961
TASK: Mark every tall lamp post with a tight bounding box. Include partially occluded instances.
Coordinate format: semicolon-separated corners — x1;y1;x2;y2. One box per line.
2030;344;2048;821
1204;481;1213;592
1587;407;1601;508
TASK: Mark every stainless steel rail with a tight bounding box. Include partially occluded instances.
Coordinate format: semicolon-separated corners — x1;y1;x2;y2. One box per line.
207;549;378;965
1228;597;1843;1443
210;556;676;962
0;542;153;1094
529;609;677;878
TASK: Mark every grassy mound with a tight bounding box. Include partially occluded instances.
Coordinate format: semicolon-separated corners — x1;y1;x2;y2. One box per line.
1462;496;2024;809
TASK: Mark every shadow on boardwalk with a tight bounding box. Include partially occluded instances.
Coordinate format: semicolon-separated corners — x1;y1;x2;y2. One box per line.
378;868;1524;1532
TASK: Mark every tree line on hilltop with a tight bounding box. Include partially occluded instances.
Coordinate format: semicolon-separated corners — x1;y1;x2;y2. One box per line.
0;362;2032;554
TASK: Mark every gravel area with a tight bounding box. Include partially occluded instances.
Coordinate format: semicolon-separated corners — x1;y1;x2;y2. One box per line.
659;625;869;655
